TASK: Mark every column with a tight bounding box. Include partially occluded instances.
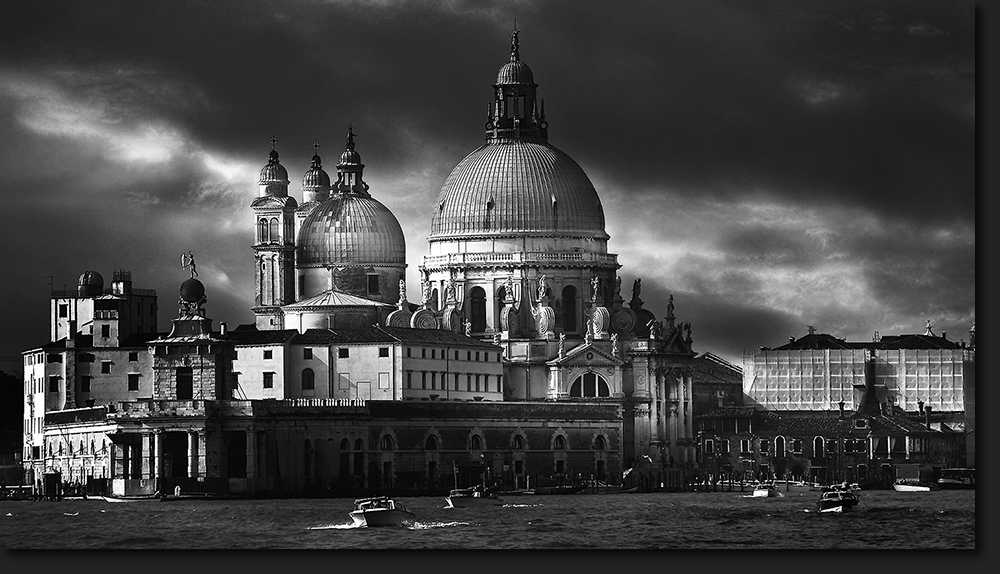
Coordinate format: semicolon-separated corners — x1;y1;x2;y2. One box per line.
188;431;198;478
141;432;153;479
246;430;257;480
154;430;163;489
197;431;207;480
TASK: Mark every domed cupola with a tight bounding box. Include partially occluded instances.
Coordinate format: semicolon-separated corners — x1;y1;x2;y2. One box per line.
496;30;534;85
77;271;105;297
301;142;331;204
486;29;547;144
295;126;406;303
258;137;290;198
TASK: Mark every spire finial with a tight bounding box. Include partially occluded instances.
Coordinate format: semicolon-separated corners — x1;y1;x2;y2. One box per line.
313;140;321;154
510;22;520;61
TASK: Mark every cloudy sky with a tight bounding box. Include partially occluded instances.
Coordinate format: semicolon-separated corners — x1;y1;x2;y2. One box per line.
0;0;977;371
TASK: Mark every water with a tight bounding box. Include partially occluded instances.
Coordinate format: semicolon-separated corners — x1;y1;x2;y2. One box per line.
0;490;975;550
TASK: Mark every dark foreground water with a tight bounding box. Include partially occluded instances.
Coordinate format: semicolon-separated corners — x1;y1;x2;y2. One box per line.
0;489;975;550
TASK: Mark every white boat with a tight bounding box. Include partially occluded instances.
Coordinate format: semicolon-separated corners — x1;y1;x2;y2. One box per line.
752;482;781;498
816;488;860;513
893;479;940;492
349;496;416;527
445;486;504;508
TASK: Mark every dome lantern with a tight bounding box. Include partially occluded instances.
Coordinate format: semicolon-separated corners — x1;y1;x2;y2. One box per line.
302;141;331;204
488;29;547;143
258;135;290;198
334;125;370;197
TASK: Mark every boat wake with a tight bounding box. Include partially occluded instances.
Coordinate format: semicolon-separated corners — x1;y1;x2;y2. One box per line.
307;522;363;530
412;521;469;529
504;503;543;508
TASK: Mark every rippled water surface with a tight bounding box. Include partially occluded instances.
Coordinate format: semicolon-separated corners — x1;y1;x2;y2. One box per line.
0;489;975;550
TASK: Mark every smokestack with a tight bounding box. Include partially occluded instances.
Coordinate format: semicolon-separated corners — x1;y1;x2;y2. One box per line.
917;400;924;414
838;401;845;420
925;405;932;429
807;326;816;335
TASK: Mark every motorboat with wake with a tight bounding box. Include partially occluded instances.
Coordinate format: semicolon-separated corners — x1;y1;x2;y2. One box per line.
349;496;416;527
445;485;504;508
893;479;940;492
816;487;860;513
751;482;781;498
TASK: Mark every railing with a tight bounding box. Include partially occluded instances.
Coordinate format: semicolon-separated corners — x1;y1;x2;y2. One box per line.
422;252;618;267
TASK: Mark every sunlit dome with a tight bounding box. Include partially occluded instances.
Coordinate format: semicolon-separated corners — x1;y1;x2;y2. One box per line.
297;195;406;266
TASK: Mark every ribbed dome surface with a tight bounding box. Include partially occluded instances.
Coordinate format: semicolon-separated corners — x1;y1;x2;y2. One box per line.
297;194;406;266
258;150;289;184
429;141;606;238
497;60;534;85
302;155;331;189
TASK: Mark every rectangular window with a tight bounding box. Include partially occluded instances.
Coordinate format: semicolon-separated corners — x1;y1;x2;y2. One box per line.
421;348;426;358
101;361;112;374
339;348;349;359
81;376;92;392
407;347;412;357
128;351;138;362
760;440;770;454
791;439;803;455
467;351;471;361
128;373;139;391
263;372;274;389
455;350;459;360
454;373;460;391
466;374;472;392
379;347;389;358
101;324;110;338
59;304;68;318
263;349;273;360
303;348;313;360
721;440;730;454
431;348;436;359
406;372;412;389
483;352;489;362
367;274;380;295
484;374;490;392
421;372;427;390
234;349;239;360
476;351;480;362
740;439;751;454
378;372;389;389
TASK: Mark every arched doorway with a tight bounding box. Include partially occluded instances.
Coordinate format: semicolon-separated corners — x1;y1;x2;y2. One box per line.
561;285;577;332
470;287;487;332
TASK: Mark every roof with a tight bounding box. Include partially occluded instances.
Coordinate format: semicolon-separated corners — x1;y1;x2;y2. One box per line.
225;329;298;346
697;406;756;419
765;332;963;351
283;290;394;310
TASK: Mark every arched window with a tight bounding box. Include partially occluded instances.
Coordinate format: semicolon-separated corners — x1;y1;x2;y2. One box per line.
775;436;786;458
430;288;439;312
470;287;487;332
513;435;525;450
594;435;606;450
471;434;483;450
554;435;566;450
561;285;577;331
813;436;825;458
301;368;315;391
425;435;438;450
269;218;279;243
259;219;269;243
380;435;394;450
569;373;611;398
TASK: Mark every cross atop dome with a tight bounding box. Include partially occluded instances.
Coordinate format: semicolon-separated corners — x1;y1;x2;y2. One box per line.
510;24;520;61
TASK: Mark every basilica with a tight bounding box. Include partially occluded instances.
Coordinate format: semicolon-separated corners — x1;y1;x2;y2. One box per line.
21;32;699;497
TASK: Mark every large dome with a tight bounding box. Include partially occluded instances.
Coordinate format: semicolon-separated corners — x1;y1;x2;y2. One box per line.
428;141;607;239
297;194;406;267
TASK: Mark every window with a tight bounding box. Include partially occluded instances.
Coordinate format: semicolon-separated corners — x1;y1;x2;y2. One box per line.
263;372;274;389
378;372;389;389
263;349;273;360
740;439;752;454
475;351;480;362
101;361;112;374
303;348;312;360
569;373;611;397
128;374;140;391
378;347;389;358
128;351;138;362
425;436;438;450
81;376;92;393
301;368;315;391
101;324;110;338
704;439;715;454
454;373;460;391
854;419;868;429
513;435;525;450
380;435;394;450
471;435;483;450
406;371;412;389
594;435;606;450
59;304;68;318
406;347;411;358
455;351;459;360
467;351;471;361
79;353;95;363
791;439;803;455
483;353;489;362
759;440;770;454
421;348;426;358
367;274;380;295
421;372;427;390
431;349;436;359
554;435;566;450
721;439;730;454
430;372;437;390
339;348;349;359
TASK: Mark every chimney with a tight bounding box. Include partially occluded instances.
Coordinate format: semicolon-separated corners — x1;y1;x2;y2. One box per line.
917;400;924;414
789;336;795;344
807;325;816;335
220;322;228;336
838;400;845;420
924;405;932;429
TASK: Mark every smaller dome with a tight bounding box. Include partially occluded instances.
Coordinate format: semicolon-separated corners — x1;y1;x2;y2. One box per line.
179;277;206;303
497;60;534;85
77;271;104;297
339;148;362;167
302;155;331;189
258;149;289;185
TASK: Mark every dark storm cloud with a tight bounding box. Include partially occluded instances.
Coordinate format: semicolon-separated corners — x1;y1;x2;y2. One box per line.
0;0;975;370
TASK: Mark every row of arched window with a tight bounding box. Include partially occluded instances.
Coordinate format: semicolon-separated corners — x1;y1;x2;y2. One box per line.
365;433;609;452
47;439;108;457
704;436;869;458
258;217;293;244
433;284;599;333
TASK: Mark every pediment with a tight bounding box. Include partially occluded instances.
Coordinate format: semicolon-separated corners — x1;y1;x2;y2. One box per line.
548;341;625;367
251;196;297;210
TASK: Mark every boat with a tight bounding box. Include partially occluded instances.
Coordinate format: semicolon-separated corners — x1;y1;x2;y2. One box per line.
937;468;975;490
751;482;781;498
816;487;860;513
530;483;588;495
100;494;164;502
348;496;416;527
893;479;940;492
445;486;504;508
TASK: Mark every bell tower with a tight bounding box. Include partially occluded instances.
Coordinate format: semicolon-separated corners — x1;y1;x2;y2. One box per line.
251;137;298;329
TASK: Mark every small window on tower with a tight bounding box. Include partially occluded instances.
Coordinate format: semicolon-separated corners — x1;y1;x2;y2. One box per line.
101;325;110;338
59;304;68;318
367;274;380;295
